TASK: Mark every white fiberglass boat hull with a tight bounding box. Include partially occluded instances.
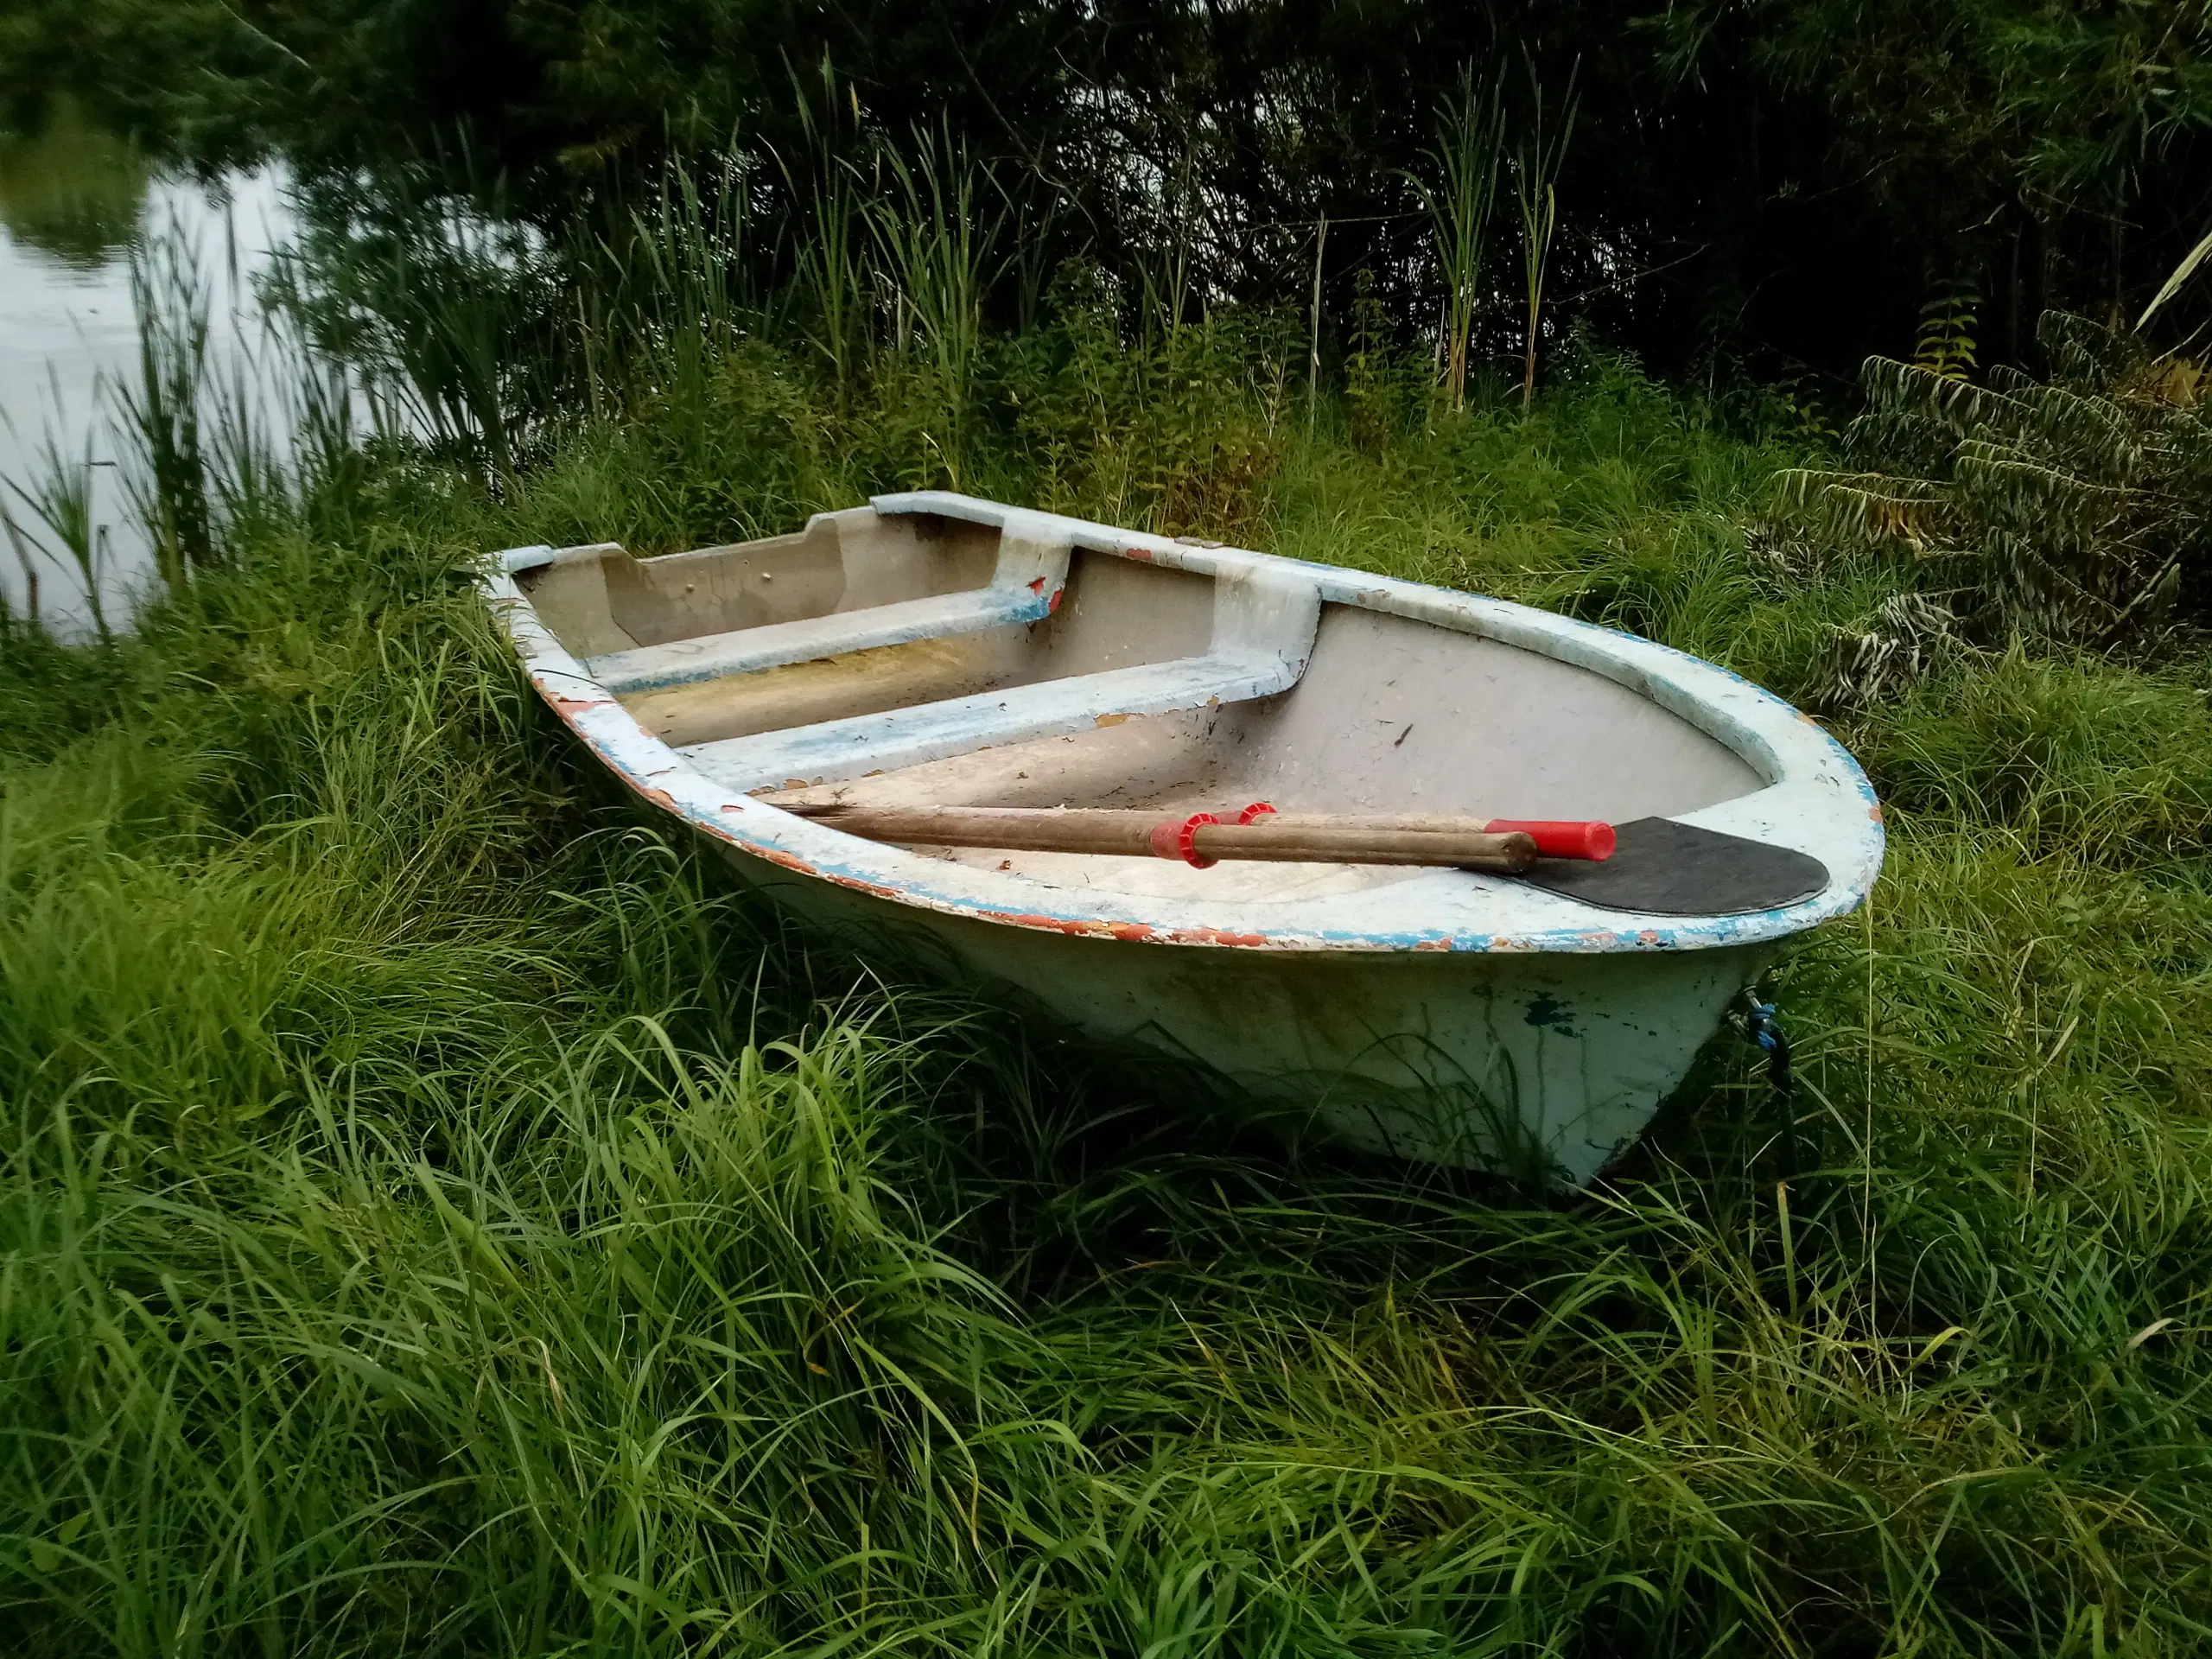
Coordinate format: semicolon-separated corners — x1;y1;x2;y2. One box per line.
489;493;1882;1185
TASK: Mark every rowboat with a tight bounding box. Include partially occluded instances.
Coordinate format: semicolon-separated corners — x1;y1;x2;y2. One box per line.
489;492;1883;1185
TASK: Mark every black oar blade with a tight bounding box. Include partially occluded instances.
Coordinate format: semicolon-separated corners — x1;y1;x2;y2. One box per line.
1517;817;1830;916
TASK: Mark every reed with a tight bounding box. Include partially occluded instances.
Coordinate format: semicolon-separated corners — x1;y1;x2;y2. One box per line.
281;348;370;543
115;232;214;587
1510;59;1579;411
269;168;551;479
369;214;534;476
864;127;1004;407
202;345;296;554
1136;137;1205;346
577;146;756;414
2;399;109;639
785;76;869;390
0;509;39;625
1414;67;1507;412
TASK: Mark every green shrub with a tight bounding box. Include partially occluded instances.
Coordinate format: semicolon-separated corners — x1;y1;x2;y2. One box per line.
1771;312;2212;706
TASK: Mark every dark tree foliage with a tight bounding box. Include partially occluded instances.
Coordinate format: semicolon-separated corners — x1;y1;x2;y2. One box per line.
4;0;2209;375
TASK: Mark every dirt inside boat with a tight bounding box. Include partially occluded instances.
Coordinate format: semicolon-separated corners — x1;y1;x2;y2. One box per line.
516;505;1767;904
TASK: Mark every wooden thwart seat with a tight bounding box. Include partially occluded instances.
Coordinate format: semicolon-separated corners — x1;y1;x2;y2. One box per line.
584;585;1055;693
682;651;1303;791
584;534;1073;694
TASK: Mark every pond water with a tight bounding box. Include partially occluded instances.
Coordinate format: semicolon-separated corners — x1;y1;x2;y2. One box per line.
0;109;294;630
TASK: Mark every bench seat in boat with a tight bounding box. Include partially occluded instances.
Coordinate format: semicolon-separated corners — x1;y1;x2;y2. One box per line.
683;649;1302;792
583;531;1072;693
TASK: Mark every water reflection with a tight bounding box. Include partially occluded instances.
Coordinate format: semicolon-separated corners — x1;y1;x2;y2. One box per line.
0;111;293;631
0;99;150;267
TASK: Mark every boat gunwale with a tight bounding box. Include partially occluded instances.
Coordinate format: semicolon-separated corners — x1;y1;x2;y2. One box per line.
486;493;1884;955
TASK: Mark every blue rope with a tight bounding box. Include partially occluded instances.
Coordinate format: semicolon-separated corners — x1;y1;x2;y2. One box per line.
1737;992;1799;1179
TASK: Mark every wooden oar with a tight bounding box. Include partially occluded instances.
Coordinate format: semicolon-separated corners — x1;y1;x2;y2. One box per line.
783;804;1613;874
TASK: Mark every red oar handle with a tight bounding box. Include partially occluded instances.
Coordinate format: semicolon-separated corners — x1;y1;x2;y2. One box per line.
1483;820;1616;861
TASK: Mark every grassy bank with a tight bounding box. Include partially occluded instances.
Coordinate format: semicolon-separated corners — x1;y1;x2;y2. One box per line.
3;320;2211;1656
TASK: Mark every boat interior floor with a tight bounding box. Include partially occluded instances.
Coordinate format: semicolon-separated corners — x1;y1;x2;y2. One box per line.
517;509;1776;905
757;711;1425;903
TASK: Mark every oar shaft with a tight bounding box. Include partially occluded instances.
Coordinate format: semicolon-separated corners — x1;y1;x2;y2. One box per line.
793;805;1541;872
808;809;1160;855
1262;813;1614;861
1190;822;1537;870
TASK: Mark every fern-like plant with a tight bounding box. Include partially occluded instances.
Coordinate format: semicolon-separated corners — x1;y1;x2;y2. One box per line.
1771;311;2212;704
1912;286;1979;381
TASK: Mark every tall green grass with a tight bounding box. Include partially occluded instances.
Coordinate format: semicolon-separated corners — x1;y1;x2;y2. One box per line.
3;219;2212;1656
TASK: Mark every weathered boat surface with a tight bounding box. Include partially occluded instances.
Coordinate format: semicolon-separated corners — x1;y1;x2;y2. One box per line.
489;492;1883;1184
